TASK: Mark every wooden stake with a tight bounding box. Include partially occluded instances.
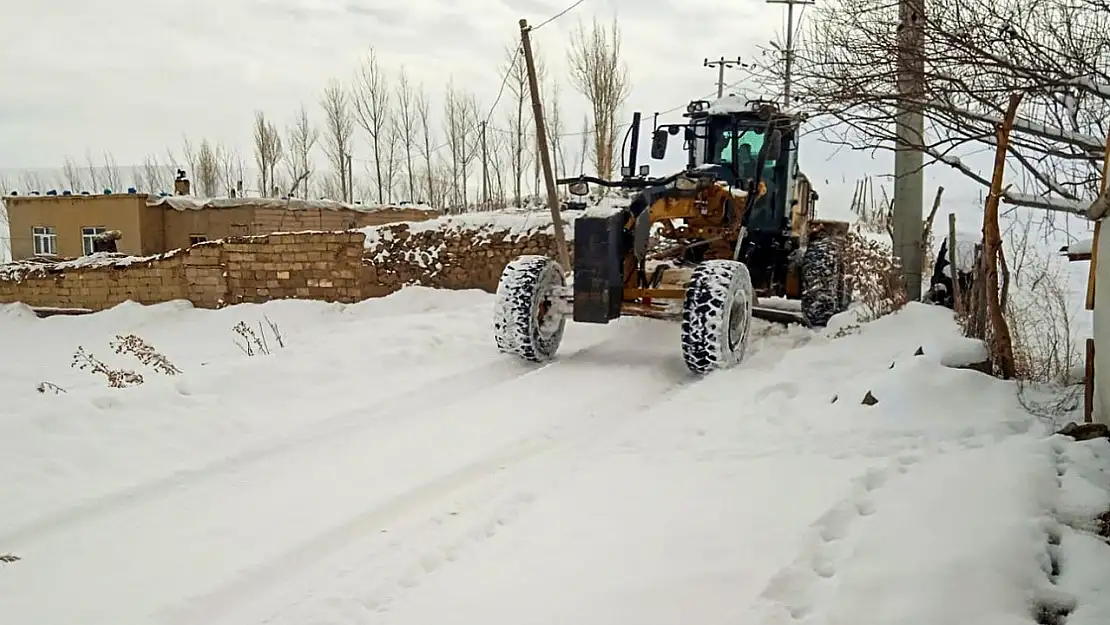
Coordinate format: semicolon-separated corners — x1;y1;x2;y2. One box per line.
519;19;571;272
1086;337;1096;423
948;212;962;313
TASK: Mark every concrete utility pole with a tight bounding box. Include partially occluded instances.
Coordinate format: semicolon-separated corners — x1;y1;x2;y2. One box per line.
766;0;814;107
892;0;926;300
519;18;571;272
703;57;745;99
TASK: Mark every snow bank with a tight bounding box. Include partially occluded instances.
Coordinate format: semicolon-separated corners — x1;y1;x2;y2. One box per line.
148;196;435;213
0;250;180;281
361;210;577;249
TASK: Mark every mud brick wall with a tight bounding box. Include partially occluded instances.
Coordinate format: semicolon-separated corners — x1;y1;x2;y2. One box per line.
361;216;575;297
0;231;366;311
224;232;364;304
0;256;191;309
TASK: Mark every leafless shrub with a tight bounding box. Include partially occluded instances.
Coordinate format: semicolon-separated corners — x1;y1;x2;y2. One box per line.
233;315;285;356
110;334;182;376
37;381;67;394
0;553;20;564
843;229;907;322
71;346;144;388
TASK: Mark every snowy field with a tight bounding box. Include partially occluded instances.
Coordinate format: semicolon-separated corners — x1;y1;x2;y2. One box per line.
1;288;1110;625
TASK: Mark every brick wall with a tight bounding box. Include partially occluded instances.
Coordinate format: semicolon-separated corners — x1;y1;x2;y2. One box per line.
0;231;365;311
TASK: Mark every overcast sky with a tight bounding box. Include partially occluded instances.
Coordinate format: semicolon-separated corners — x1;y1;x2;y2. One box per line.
0;0;1074;219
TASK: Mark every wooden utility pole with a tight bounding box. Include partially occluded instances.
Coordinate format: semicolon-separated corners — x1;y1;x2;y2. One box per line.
703;57;745;99
766;0;814;107
479;120;490;210
519;18;571;272
346;153;354;203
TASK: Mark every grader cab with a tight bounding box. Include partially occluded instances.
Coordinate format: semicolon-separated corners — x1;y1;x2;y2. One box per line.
492;96;852;374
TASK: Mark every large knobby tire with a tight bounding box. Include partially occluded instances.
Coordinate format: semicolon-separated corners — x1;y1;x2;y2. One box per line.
681;260;755;374
493;255;567;363
801;236;849;327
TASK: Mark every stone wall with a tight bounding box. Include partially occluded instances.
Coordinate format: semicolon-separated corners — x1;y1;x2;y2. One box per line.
0;231;365;311
361;213;576;296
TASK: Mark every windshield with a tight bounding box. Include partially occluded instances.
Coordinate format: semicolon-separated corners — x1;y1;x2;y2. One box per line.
706;118;774;180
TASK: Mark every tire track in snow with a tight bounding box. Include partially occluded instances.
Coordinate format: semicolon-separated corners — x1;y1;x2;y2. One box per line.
0;328;633;548
169;323;806;625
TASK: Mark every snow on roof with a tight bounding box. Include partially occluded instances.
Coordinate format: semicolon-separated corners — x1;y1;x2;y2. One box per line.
704;93;802;117
1062;237;1094;260
147;196;437;213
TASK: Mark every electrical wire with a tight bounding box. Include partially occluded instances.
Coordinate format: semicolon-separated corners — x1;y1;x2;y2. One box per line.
532;0;588;31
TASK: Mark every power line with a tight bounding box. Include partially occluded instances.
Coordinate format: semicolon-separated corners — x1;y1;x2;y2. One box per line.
532;0;588;31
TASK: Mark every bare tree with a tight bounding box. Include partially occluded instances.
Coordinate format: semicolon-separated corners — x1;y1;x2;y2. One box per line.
443;81;465;209
752;0;1109;214
395;65;419;201
179;137;199;182
320;78;355;201
353;49;393;203
381;114;401;202
101;152;122;192
253;110;284;197
546;79;566;186
139;154;171;194
503;44;529;206
567;16;631;180
415;82;436;204
62;157;83;191
285;103;320;196
84;149;101;191
574;114;590;175
194;139;221;197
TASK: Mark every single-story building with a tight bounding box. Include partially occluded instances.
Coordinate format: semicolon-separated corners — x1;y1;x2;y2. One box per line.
3;186;438;260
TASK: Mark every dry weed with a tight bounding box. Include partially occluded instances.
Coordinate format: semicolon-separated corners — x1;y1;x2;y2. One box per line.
36;381;66;394
110;334;182;375
233;315;285;356
843;229;907;322
71;346;144;388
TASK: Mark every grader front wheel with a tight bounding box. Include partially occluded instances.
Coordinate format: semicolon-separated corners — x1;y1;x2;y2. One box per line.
493;255;568;363
681;260;755;374
801;236;850;327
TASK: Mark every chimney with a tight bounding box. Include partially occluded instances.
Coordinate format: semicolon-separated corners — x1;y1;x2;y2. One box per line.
174;169;191;196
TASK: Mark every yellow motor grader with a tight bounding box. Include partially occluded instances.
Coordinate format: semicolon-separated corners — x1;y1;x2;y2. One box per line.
492;96;852;374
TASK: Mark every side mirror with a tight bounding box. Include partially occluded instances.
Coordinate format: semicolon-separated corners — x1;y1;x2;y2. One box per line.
651;129;669;159
766;130;783;161
568;180;589;197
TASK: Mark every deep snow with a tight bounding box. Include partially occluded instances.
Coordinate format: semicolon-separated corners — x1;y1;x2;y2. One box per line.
0;289;1108;625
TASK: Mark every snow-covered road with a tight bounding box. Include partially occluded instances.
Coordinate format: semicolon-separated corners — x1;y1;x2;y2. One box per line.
2;288;1109;625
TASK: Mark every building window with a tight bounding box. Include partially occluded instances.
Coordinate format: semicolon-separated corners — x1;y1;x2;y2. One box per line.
81;226;107;255
32;226;57;256
229;223;249;236
189;234;207;245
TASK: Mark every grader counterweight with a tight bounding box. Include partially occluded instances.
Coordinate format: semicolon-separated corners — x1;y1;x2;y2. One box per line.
492;95;852;374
